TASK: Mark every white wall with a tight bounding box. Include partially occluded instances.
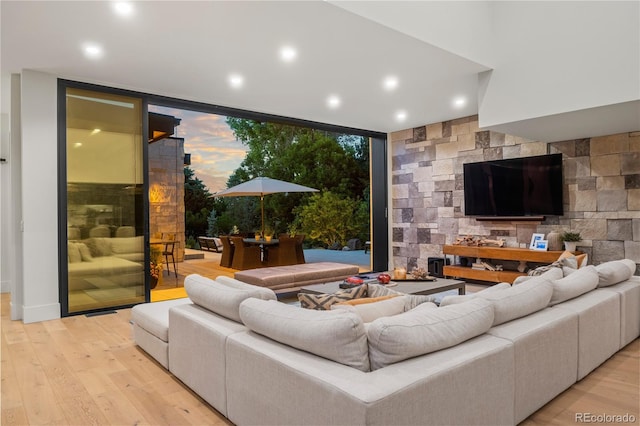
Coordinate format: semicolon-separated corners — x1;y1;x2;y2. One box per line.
479;1;640;131
20;70;60;323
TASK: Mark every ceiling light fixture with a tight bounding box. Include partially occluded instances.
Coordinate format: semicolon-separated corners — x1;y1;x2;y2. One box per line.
327;95;341;109
229;74;244;89
453;97;466;108
280;46;297;62
113;2;134;17
90;128;101;135
383;76;399;91
82;43;104;59
395;110;407;122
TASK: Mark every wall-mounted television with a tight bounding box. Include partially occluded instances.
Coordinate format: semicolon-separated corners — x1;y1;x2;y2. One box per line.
463;153;564;217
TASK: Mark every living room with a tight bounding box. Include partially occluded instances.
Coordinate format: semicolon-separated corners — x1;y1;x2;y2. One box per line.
1;1;639;425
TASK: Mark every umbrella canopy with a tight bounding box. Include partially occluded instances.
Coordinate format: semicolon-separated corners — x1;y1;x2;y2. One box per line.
213;177;319;236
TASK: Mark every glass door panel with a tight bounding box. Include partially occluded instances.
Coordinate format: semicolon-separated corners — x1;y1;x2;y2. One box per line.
65;88;145;314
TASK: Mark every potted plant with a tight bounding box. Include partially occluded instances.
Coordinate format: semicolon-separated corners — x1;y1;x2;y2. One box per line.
150;245;163;289
561;231;582;252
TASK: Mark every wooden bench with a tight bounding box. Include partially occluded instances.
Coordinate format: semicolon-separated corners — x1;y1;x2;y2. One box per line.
234;262;359;295
198;236;222;252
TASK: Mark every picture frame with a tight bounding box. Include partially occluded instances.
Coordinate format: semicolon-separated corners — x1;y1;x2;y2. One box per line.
533;239;549;251
530;233;545;249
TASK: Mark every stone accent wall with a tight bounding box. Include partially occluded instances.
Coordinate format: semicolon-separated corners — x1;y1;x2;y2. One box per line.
390;115;640;274
149;137;185;261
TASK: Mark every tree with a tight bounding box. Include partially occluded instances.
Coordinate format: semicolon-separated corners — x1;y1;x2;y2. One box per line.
223;118;371;236
293;191;365;248
184;167;213;238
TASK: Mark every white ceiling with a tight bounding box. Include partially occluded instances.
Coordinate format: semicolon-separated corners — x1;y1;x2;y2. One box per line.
1;1;638;139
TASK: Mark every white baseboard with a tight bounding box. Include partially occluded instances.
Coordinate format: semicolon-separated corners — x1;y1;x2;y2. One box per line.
22;302;60;323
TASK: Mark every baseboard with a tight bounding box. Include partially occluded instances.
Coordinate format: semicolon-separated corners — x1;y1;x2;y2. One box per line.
22;302;60;323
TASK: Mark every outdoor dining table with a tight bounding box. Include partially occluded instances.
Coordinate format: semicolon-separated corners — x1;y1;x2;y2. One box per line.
242;238;279;262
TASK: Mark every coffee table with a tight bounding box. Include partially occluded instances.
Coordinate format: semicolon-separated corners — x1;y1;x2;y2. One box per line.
299;277;465;296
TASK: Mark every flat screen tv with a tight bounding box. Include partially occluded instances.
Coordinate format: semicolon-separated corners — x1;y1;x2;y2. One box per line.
463;153;563;217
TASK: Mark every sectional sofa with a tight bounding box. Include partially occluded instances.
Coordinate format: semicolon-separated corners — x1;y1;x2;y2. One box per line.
131;259;639;425
68;236;144;290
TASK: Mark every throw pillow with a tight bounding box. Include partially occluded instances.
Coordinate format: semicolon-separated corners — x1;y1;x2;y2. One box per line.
68;242;82;263
298;285;367;310
84;237;112;257
331;295;410;323
440;282;511;306
76;242;93;262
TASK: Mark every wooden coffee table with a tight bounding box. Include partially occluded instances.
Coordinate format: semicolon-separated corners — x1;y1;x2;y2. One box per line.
300;277;465;296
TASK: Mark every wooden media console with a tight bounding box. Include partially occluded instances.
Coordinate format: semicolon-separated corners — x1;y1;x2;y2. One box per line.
442;245;566;284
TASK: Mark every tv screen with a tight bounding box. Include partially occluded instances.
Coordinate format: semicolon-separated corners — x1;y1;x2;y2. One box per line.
463;153;564;217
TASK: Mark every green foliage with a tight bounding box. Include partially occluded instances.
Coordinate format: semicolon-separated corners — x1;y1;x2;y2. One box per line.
293;191;367;248
206;208;218;237
150;245;163;265
184;167;213;238
561;231;582;242
185;235;198;249
223;118;371;236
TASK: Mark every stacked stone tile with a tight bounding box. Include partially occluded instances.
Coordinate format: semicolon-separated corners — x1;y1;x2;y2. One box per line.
391;115;639;274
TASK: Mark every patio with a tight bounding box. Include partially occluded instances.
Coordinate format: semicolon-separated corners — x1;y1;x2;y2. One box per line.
152;247;372;291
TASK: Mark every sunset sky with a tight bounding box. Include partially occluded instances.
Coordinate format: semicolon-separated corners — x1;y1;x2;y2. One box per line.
149;105;248;193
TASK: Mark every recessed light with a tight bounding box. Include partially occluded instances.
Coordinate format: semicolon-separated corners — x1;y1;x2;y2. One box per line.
327;95;341;109
82;43;104;59
453;97;466;108
113;2;134;17
280;46;297;62
229;74;244;89
73;142;83;148
383;76;399;91
91;128;101;135
395;110;407;122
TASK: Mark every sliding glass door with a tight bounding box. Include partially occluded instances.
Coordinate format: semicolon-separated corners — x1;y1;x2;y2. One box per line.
62;86;146;314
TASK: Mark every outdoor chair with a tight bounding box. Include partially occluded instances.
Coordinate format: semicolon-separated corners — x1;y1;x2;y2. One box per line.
294;234;306;264
267;235;299;267
162;234;177;277
230;236;263;270
219;236;235;268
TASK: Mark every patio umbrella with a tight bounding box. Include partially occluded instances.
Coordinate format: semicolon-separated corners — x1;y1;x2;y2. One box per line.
213;177;318;237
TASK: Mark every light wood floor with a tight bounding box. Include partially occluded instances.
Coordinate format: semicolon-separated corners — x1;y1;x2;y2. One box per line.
2;292;638;425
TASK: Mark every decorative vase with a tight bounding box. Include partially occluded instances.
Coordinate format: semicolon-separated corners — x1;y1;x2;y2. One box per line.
564;241;578;252
547;231;562;251
150;276;158;289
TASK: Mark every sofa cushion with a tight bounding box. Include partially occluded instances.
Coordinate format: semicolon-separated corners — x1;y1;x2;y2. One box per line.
549;265;599;306
214;275;277;299
440;282;511;306
297;285;367;310
478;278;553;326
109;236;143;254
185;274;276;322
367;283;436;310
239;298;370;372
331;295;410;323
595;259;636;287
84;237;112;257
367;298;494;370
513;267;563;285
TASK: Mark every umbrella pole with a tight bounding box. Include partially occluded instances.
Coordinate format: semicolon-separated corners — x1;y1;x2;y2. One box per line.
261;194;265;238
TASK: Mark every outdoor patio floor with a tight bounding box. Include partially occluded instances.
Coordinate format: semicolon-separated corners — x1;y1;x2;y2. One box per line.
152;247;372;291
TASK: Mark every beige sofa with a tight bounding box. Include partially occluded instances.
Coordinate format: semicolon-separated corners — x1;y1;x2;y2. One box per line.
68;236;144;290
132;259;639;425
